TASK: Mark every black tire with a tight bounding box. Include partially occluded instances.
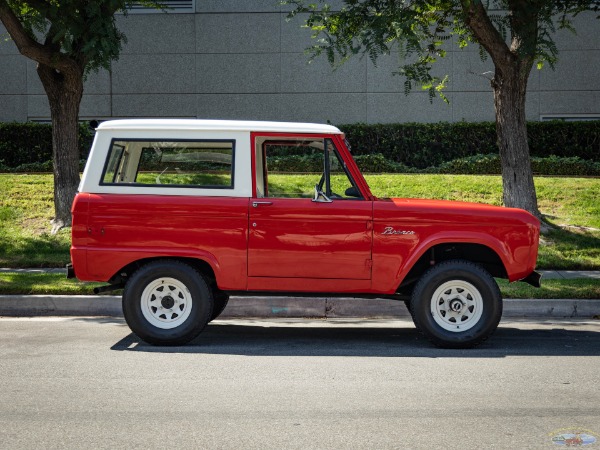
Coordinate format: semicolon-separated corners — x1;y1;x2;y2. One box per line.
403;300;413;317
122;260;213;345
410;260;502;349
209;291;230;322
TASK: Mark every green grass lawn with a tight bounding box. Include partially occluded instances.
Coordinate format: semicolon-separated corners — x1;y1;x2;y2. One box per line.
1;173;599;269
0;174;71;267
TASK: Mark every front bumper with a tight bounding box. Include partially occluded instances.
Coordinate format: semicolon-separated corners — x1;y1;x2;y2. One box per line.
520;271;542;288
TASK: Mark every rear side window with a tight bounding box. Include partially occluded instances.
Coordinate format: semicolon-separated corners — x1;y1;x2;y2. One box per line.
101;139;235;189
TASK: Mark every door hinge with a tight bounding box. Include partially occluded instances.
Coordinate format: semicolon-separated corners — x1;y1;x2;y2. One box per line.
366;259;373;269
366;221;373;231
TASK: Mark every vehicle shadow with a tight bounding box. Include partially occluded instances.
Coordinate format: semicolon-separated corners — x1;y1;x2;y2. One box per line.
109;320;600;358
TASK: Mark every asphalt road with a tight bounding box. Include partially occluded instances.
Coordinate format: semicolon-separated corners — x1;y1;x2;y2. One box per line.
1;317;599;449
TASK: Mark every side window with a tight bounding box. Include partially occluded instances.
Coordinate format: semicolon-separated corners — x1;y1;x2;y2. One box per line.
101;140;235;189
260;139;322;198
254;137;362;200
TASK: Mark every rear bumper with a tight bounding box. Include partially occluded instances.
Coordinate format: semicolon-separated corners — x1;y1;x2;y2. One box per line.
520;270;542;288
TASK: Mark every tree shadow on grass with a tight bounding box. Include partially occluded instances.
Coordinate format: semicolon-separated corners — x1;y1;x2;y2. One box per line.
0;232;70;268
538;225;600;270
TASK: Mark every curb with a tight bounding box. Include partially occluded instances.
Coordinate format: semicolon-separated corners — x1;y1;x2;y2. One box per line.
0;295;599;319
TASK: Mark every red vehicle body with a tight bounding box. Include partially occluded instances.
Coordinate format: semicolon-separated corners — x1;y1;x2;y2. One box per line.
70;119;540;348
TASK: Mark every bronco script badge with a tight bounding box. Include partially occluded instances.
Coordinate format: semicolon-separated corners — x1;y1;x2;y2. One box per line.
381;227;415;235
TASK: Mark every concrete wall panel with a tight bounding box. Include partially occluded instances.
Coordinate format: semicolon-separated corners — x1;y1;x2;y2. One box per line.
197;94;282;121
281;53;366;93
367;93;453;123
27;95;50;119
196;53;280;94
196;1;281;13
368;52;453;93
540;91;600;116
552;12;600;51
0;56;26;94
280;93;366;123
196;13;280;54
27;62;111;96
0;95;26;121
0;25;19;54
117;14;196;54
280;13;315;53
451;91;540;122
540;50;600;92
451;92;495;122
111;54;195;94
112;94;196;117
79;95;112;119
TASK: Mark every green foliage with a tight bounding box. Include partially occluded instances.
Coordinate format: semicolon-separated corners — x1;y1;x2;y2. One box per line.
267;153;323;172
434;154;502;174
0;273;102;295
261;152;599;176
0;174;71;268
341;122;498;168
340;121;600;169
284;0;599;99
0;122;93;168
353;154;413;173
3;0;161;75
1;120;598;176
496;278;600;300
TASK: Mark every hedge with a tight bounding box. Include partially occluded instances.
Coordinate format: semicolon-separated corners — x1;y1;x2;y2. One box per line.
339;121;600;168
1;120;599;175
0;122;94;168
321;153;600;176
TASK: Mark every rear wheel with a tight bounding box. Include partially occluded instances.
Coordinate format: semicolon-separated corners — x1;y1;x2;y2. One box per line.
410;260;502;349
122;260;213;345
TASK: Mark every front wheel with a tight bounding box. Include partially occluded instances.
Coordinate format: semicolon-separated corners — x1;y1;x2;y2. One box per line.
410;260;502;349
122;260;213;345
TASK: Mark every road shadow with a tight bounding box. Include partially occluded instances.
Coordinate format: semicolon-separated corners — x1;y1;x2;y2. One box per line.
110;320;600;358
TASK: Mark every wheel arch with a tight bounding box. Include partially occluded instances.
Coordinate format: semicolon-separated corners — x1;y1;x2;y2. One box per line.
396;241;508;296
108;256;218;288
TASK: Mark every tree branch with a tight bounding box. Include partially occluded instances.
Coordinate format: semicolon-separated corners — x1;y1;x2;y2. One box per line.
460;0;514;67
0;0;78;72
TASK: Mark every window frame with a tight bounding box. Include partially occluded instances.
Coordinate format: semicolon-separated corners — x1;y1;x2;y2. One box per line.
100;138;236;190
252;133;363;201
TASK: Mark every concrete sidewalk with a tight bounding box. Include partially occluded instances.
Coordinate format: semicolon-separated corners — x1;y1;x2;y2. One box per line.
0;295;599;319
1;268;599;319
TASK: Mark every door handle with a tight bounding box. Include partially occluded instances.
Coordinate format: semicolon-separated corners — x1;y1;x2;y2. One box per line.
252;201;273;207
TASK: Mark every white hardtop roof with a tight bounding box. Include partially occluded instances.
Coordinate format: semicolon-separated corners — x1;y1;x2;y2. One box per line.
96;119;342;134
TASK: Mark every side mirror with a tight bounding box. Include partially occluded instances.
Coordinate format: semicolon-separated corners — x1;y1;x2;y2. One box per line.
313;184;333;203
344;186;361;198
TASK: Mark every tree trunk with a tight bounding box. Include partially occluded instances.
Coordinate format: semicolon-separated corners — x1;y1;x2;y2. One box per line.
492;64;541;219
37;64;83;232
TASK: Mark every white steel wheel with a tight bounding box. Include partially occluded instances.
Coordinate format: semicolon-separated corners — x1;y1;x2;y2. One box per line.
430;280;483;332
122;260;213;346
140;277;193;329
410;260;503;349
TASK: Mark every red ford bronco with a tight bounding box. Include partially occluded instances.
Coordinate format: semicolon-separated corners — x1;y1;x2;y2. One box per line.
69;119;541;348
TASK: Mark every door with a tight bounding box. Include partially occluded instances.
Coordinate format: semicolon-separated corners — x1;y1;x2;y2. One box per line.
248;134;373;281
